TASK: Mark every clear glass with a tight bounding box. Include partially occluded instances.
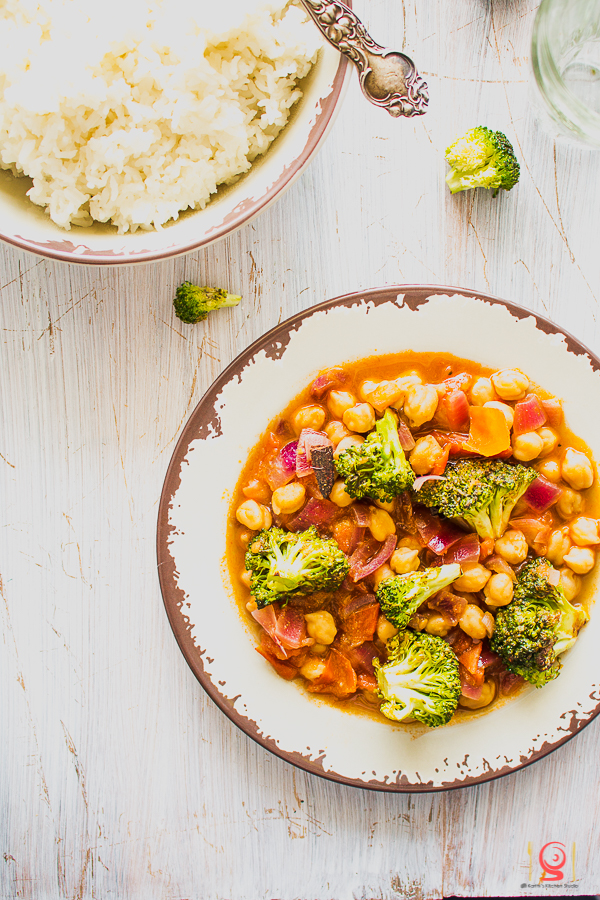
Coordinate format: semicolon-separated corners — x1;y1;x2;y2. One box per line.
532;0;600;146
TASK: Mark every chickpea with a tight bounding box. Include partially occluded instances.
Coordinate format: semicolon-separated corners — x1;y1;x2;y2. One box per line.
377;614;399;642
556;487;583;520
372;563;394;588
312;643;328;655
454;563;491;593
469;377;496;406
562;448;594;490
271;482;306;516
546;528;572;566
537;426;559;458
491;369;530;401
343;403;376;433
300;656;326;681
512;431;544;462
559;567;582;602
242;478;271;502
484;573;514;607
570;516;600;547
409;435;444;476
425;613;452;637
368;507;396;542
236;499;271;531
397;535;422;552
459;680;496;710
237;528;253;548
494;530;528;565
403;384;439;428
333;435;364;459
458;604;488;640
563;546;596;575
483;400;514;429
292;404;326;434
536;459;561;482
390;546;420;574
329;479;354;508
368;380;404;412
374;497;395;512
328;390;356;419
304;611;337;645
240;570;252;589
324;420;351;446
246;598;258;613
359;380;379;402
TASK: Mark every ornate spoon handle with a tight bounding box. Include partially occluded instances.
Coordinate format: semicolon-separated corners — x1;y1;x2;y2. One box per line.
300;0;428;118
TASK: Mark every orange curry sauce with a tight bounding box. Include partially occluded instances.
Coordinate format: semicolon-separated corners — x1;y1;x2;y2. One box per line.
227;352;599;725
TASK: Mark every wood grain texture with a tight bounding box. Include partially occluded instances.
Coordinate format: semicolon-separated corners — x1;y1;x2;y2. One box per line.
1;1;600;897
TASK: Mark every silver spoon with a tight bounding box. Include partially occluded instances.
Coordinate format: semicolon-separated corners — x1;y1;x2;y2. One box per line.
300;0;428;118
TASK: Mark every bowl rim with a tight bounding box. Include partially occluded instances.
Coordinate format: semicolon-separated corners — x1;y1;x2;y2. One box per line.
0;51;349;266
157;284;600;792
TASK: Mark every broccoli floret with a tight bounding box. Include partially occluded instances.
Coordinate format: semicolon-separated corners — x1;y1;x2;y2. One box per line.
445;127;520;197
416;458;536;540
244;526;349;608
376;563;462;632
174;282;241;323
334;408;415;503
374;631;461;727
491;557;588;687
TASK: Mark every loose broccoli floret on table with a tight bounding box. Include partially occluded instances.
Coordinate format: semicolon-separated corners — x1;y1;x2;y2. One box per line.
416;457;536;540
374;631;461;727
174;282;241;323
445;127;520;197
491;557;588;687
334;408;415;503
244;525;349;608
376;563;462;632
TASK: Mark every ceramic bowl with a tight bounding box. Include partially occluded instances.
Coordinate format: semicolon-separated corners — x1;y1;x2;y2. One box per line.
157;285;600;792
0;43;347;265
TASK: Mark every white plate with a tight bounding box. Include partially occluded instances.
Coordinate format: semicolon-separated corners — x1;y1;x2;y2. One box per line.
157;285;600;791
0;41;348;265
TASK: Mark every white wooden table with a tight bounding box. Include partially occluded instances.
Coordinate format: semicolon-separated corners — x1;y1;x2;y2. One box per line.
2;2;600;897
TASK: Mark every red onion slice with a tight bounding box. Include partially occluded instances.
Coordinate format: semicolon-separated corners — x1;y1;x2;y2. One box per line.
349;535;397;581
443;532;480;565
287;498;339;531
280;440;299;474
523;475;562;513
412;474;446;491
351;503;370;527
309;368;346;400
512;393;547;436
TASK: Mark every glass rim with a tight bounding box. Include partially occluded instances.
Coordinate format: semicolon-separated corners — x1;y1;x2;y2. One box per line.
532;0;600;144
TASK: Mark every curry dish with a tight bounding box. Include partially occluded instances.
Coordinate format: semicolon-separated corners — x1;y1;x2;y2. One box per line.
228;353;598;726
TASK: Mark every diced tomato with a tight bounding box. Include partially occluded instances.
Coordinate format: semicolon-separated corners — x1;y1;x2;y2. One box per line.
256;646;298;680
479;538;495;559
339;602;380;647
459;661;485;688
306;648;358;698
431;445;450;475
458;640;483;676
436;390;471;432
357;673;378;692
332;517;362;554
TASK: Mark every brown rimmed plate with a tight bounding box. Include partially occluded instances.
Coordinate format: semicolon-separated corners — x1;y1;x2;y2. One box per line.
157;285;600;792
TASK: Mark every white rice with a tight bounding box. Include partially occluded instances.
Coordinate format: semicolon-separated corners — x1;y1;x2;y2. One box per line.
0;0;321;232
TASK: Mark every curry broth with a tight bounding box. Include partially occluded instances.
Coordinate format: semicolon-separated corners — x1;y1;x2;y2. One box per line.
227;352;599;725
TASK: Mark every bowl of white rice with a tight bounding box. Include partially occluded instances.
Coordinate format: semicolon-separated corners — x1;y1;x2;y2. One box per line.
0;0;348;264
